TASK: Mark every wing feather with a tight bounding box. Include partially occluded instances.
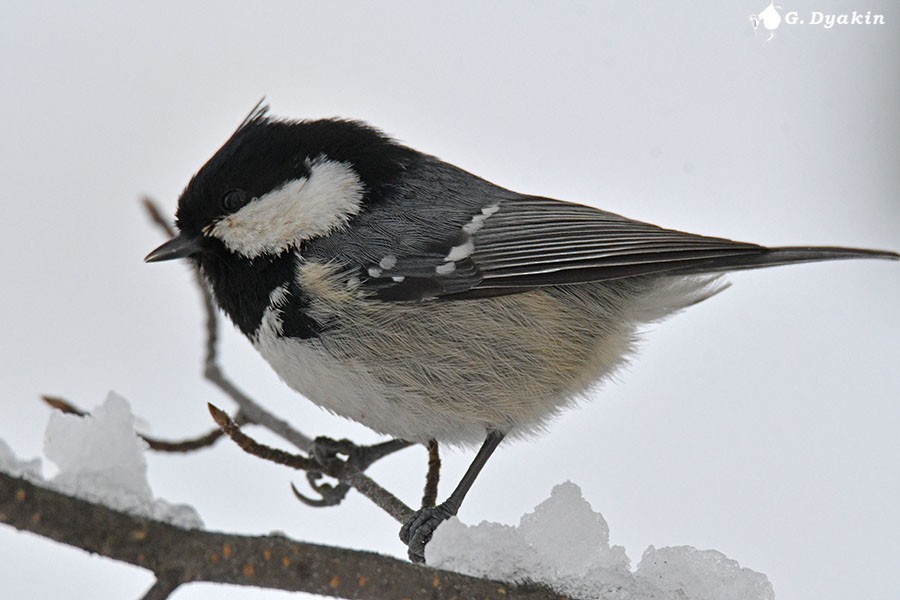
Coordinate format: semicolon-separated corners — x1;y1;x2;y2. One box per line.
465;197;764;290
309;160;895;302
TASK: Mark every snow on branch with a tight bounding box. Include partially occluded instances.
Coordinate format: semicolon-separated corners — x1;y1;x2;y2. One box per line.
0;470;563;599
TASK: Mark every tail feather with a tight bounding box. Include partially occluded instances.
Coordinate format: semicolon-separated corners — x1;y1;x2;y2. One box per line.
675;246;899;275
450;244;896;299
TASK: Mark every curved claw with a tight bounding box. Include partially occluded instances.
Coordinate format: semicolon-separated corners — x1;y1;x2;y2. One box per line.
399;503;454;564
290;477;351;507
288;437;356;508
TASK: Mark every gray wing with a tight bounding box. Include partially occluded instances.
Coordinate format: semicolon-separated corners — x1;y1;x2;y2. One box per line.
464;197;896;293
306;159;897;302
464;197;767;293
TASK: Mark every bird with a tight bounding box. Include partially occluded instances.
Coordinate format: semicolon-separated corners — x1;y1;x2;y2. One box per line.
145;102;898;563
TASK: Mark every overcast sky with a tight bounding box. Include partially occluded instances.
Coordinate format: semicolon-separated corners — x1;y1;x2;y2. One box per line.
1;2;898;599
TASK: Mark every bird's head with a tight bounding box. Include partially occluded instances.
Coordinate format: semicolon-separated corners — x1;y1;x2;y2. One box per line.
145;102;412;265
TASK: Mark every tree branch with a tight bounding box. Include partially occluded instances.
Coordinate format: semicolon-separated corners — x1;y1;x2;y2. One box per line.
140;576;183;600
0;471;568;599
210;404;414;523
41;395;238;453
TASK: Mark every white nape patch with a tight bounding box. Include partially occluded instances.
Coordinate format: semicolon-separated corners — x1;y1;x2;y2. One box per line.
209;158;364;258
435;262;456;275
445;238;474;262
379;255;397;270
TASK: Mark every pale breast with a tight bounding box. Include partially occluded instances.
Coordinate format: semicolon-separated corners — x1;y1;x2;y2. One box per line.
251;264;723;445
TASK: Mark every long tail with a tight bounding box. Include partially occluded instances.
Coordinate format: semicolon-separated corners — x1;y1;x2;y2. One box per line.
673;246;898;276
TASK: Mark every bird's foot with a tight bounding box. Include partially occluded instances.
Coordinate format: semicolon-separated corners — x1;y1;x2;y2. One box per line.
400;503;455;564
290;438;362;508
312;436;412;472
295;437;413;508
310;436;358;470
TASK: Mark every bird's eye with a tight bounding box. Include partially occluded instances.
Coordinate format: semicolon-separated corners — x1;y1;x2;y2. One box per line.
221;189;249;212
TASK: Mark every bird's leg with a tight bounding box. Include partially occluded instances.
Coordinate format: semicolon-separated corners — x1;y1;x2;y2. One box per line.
400;429;505;563
421;439;440;508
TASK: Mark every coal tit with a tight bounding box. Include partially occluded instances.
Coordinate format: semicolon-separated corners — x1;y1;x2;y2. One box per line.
146;103;898;562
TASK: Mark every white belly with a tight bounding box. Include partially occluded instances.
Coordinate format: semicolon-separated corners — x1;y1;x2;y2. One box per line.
252;270;723;446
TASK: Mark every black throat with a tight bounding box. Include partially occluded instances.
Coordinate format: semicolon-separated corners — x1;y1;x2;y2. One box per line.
196;247;324;340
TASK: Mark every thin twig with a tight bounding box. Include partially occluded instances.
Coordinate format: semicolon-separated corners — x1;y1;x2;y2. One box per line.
209;404;414;523
199;275;313;451
40;395;236;453
208;404;319;471
140;575;184;600
41;395;87;416
141;196;176;237
140;427;227;453
204;361;313;452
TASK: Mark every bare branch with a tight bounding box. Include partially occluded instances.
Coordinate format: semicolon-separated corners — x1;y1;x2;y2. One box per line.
208;404;319;471
41;395;238;453
41;395;88;416
204;360;314;452
140;576;182;600
141;196;176;237
209;404;414;523
0;472;568;600
140;427;227;453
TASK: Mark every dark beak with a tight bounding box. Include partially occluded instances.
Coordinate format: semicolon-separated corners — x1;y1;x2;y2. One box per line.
144;233;202;263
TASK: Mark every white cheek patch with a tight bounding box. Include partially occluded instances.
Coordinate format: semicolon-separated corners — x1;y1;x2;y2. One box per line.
209;158;365;258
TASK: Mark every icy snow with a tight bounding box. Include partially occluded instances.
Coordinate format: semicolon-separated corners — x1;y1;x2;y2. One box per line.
0;438;42;478
3;395;775;599
427;482;774;600
1;391;202;528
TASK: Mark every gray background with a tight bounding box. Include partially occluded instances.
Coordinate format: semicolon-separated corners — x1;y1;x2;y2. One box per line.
1;2;897;599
